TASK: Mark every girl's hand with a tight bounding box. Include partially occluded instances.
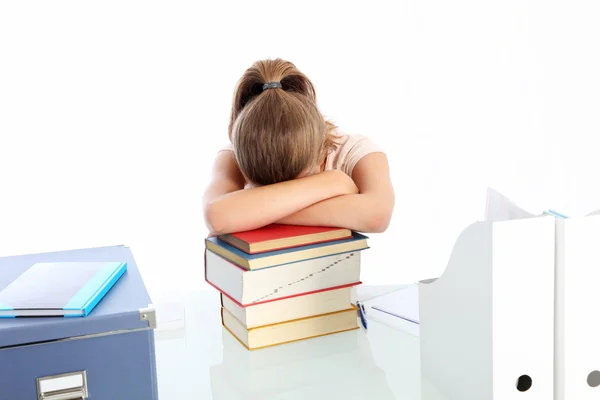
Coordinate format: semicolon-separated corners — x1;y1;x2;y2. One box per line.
275;153;394;233
324;170;359;195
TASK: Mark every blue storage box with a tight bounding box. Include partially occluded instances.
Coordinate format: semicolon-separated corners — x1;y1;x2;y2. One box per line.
0;245;158;400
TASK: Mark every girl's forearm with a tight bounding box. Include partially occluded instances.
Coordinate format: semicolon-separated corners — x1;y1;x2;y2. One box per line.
276;193;393;233
204;170;357;234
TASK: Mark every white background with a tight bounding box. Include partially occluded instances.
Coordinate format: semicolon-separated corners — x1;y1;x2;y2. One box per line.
1;0;600;302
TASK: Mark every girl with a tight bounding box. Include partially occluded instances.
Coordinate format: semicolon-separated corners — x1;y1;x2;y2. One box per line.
203;59;395;235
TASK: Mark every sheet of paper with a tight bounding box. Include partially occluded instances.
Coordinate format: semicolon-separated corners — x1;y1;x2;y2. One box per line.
484;187;535;222
363;284;420;336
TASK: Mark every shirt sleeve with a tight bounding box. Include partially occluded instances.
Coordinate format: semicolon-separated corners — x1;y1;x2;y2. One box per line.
342;135;385;176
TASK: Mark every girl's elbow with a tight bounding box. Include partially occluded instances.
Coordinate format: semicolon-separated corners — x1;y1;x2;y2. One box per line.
204;204;229;236
361;192;394;233
365;205;393;233
366;214;391;233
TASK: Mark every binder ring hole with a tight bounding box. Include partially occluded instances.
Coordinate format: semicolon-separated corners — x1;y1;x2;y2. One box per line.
516;375;532;392
587;370;600;387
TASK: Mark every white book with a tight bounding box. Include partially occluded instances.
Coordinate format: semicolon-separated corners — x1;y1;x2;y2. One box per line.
205;249;361;306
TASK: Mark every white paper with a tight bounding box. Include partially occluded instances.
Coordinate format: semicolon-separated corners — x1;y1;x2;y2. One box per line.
362;285;420;337
484;187;535;222
484;187;600;220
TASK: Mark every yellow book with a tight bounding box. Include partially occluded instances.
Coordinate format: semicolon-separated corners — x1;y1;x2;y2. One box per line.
221;305;359;350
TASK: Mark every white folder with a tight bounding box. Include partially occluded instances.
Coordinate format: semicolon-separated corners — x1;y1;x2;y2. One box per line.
555;213;600;399
419;216;555;399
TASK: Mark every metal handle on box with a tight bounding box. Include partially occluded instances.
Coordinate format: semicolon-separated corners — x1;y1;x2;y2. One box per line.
36;370;88;400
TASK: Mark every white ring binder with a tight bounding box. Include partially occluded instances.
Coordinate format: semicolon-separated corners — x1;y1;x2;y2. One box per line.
419;217;555;399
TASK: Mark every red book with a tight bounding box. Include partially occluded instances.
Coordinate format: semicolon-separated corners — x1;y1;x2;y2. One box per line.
218;224;352;254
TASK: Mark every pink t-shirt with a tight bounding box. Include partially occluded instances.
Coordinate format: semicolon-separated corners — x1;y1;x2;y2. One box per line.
219;132;384;178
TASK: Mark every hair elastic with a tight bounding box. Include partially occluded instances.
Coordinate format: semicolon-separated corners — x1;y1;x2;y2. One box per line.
262;82;282;91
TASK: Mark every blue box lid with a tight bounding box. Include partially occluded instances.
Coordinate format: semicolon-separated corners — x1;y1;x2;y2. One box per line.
0;245;152;348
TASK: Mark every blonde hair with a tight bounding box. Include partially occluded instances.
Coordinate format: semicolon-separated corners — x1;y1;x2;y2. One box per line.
228;59;338;186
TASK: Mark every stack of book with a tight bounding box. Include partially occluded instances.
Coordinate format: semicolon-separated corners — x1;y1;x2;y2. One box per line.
204;224;369;350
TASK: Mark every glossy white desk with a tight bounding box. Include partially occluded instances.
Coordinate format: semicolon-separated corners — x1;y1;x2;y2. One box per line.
154;286;446;399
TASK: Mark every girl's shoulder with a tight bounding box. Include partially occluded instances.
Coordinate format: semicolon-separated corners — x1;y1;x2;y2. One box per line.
325;131;384;176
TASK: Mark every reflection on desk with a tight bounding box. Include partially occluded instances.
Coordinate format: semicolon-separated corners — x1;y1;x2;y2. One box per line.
155;289;425;399
211;328;394;399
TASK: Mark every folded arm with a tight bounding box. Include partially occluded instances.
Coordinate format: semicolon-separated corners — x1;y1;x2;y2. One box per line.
202;151;358;235
276;153;395;233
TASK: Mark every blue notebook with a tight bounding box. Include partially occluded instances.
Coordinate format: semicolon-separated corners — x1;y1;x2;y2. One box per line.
0;261;127;318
